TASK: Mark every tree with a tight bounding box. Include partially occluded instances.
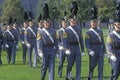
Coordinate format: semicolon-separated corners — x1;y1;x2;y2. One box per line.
95;0;116;22
1;0;23;23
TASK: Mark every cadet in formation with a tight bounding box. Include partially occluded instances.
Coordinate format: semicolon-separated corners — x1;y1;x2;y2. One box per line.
106;11;120;79
63;16;85;80
4;17;18;64
0;25;4;65
26;19;38;68
57;18;68;77
37;18;57;80
85;19;106;80
20;21;28;63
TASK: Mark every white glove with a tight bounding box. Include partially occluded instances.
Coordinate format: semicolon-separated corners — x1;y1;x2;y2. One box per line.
5;44;9;48
82;52;85;56
65;49;71;55
58;45;64;50
22;41;25;44
26;43;31;48
38;53;43;58
89;51;95;56
110;55;117;62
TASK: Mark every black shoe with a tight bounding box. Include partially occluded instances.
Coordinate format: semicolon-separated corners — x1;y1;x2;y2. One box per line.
88;77;91;80
58;75;62;78
65;77;69;80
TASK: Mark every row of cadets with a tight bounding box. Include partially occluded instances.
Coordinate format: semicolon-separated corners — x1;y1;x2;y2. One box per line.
106;3;120;80
85;6;106;80
37;3;58;80
62;1;85;80
25;11;38;68
57;11;69;78
0;24;4;65
20;11;29;63
4;16;19;64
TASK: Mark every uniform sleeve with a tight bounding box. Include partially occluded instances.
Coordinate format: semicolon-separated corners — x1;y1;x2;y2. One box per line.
26;29;30;44
79;29;85;52
101;31;106;53
3;32;8;45
62;30;68;49
85;32;92;52
106;34;114;54
37;30;43;53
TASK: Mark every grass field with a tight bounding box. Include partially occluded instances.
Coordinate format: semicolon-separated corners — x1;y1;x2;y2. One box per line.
0;28;118;80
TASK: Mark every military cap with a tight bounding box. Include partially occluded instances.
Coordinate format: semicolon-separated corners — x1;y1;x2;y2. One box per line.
114;3;120;23
8;16;13;25
43;3;50;21
70;1;78;18
38;13;42;22
90;6;98;20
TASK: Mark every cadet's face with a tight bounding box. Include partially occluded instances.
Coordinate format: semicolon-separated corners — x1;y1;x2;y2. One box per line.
91;21;98;28
38;22;43;27
44;21;51;28
70;19;76;26
29;21;33;27
23;22;28;28
114;22;120;30
61;21;67;28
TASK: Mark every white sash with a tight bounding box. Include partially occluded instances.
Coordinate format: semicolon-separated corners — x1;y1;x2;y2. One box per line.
113;30;120;39
42;28;54;43
68;26;79;42
68;26;82;53
89;28;102;42
7;30;15;40
28;27;36;37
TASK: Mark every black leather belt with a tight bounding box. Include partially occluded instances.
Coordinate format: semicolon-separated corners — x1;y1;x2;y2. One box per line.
114;46;120;50
69;42;78;45
43;43;54;47
90;41;102;45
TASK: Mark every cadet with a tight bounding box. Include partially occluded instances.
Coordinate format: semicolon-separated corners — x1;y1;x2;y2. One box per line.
4;17;18;64
38;13;43;30
37;3;57;80
106;4;120;80
26;14;38;68
37;18;57;80
20;21;28;63
57;18;68;77
85;7;105;80
62;16;85;80
0;25;4;65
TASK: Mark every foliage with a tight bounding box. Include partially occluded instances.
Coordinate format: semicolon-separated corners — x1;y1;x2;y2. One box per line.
1;0;23;23
95;0;116;22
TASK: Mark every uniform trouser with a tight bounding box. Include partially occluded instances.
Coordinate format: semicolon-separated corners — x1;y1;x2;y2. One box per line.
7;44;17;64
41;48;55;80
88;55;104;80
0;46;2;64
66;45;81;80
58;51;67;76
22;44;27;63
28;44;37;67
110;58;120;80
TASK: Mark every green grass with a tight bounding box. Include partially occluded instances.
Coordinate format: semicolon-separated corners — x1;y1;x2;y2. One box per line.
0;28;118;80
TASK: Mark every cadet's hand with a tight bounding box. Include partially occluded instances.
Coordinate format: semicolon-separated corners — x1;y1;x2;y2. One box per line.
22;41;25;44
89;51;95;56
26;43;31;48
82;52;85;56
5;44;9;48
38;53;43;58
110;55;117;62
65;49;71;55
58;45;64;50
